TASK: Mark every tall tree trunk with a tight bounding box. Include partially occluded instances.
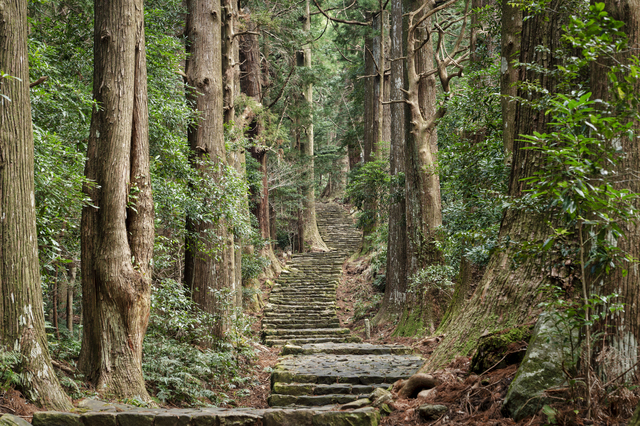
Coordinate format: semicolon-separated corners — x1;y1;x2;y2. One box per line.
374;0;407;326
239;13;282;281
184;0;232;339
298;0;328;252
78;0;154;400
0;0;72;410
67;262;77;336
222;0;242;309
500;1;521;157
424;2;563;370
591;0;640;382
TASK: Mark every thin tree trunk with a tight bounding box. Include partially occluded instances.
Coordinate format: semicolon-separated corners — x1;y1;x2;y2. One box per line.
239;13;283;280
67;262;76;336
0;0;72;410
298;0;328;252
184;0;233;339
374;0;407;326
79;0;154;400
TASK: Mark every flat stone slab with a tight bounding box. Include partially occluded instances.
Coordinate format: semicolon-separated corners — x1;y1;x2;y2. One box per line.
281;343;414;356
272;354;423;385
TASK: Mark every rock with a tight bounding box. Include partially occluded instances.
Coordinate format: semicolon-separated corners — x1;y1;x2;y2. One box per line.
117;412;155;426
470;325;532;374
0;414;31;426
263;410;315;426
369;388;392;407
32;412;83;426
378;404;392;416
418;404;447;420
312;407;380;426
77;399;116;412
417;388;436;399
340;398;371;410
502;311;581;421
80;412;117;426
397;373;438;399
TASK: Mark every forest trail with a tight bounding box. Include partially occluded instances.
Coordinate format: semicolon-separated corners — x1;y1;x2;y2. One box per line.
264;203;424;408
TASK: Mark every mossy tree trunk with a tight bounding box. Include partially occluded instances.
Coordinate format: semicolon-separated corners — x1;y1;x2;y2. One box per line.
0;0;73;410
79;0;154;400
424;1;565;370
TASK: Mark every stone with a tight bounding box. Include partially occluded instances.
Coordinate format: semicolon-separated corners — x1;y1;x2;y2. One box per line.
629;402;640;426
0;414;31;426
340;398;371;410
154;412;192;426
502;311;581;421
77;399;115;412
312;407;380;426
117;411;155;426
378;404;392;416
190;413;219;426
368;388;391;407
418;404;447;420
218;412;261;425
470;325;532;374
80;412;117;426
32;412;83;426
263;409;315;426
417;388;436;399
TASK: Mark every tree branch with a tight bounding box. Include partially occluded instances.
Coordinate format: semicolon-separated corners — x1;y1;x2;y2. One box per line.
311;0;371;26
267;64;296;109
29;76;49;88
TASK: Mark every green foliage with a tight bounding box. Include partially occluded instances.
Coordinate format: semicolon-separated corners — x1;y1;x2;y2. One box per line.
408;265;456;297
144;279;258;406
346;158;390;230
0;350;24;392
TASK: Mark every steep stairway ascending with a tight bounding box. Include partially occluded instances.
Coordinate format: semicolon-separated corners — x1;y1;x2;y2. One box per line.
266;203;424;409
261;203;361;346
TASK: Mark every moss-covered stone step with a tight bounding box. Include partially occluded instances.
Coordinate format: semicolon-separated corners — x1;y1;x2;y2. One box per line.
268;393;367;407
31;406;381;426
280;343;415;356
262;320;340;329
272;382;391;396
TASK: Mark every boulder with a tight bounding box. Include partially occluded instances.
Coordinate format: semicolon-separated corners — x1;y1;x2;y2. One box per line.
629;402;640;426
312;407;380;426
369;388;392;407
470;325;532;374
0;414;31;426
502;311;580;421
418;404;447;420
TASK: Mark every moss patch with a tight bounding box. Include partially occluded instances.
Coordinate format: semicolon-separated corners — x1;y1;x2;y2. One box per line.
469;324;534;374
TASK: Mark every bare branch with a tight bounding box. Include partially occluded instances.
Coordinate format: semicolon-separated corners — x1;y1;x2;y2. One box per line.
267;64;296;109
30;76;49;88
311;0;370;26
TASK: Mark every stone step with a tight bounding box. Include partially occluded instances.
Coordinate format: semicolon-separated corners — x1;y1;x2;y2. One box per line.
281;343;415;356
265;336;361;346
263;328;349;337
272;382;391;396
268;393;365;407
262;321;340;329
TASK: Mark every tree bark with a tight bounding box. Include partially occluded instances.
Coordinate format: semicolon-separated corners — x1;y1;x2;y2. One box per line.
0;0;72;410
222;0;242;309
78;0;154;400
374;0;407;326
591;0;640;382
298;0;328;252
500;1;521;157
184;0;232;339
424;1;564;370
239;13;283;280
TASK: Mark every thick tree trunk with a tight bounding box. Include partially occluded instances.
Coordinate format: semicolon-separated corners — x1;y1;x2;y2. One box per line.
239;14;283;281
0;0;72;410
298;0;328;252
184;0;232;339
591;0;640;382
79;0;154;400
374;0;407;326
424;2;563;370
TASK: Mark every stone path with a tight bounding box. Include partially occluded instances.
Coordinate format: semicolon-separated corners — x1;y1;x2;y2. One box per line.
265;203;424;410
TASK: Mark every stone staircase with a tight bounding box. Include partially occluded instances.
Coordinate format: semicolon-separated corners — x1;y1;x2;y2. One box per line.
265;203;424;411
261;203;361;346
